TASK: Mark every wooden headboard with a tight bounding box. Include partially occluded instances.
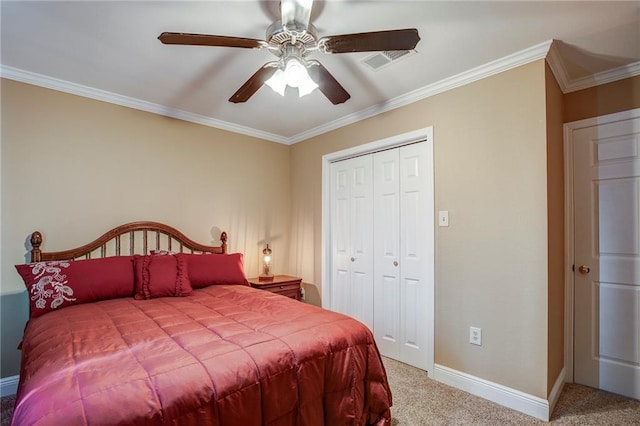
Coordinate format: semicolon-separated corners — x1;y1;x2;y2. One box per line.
30;221;228;262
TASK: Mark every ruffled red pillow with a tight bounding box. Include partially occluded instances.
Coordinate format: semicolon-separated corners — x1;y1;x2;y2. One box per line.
15;256;135;317
185;253;248;288
133;253;192;299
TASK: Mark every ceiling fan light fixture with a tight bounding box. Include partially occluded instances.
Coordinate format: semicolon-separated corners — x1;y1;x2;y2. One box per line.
265;56;318;98
265;69;287;96
284;57;318;97
296;76;318;97
161;0;419;104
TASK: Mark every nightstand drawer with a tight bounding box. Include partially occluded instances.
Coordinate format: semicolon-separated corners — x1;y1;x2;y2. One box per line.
247;275;302;301
260;282;300;293
277;288;302;299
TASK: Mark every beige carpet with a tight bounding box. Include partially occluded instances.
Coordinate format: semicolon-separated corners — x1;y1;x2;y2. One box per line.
0;395;14;426
383;356;640;425
2;358;639;425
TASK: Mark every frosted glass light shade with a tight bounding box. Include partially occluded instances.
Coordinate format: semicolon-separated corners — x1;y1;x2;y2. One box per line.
265;57;318;98
265;69;287;96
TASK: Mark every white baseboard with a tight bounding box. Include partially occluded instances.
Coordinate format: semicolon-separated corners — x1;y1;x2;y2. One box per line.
0;375;19;397
548;367;566;417
433;364;560;421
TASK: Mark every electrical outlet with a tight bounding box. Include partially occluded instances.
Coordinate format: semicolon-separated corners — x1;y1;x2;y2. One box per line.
469;326;482;346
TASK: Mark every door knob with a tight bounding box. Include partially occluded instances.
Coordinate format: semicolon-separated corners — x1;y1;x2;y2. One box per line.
350;257;355;262
393;261;398;267
578;265;591;274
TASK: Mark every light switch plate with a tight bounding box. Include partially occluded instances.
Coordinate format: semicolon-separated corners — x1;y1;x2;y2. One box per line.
438;210;449;227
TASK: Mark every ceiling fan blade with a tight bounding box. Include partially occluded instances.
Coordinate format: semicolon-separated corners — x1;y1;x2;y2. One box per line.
307;61;350;105
229;63;279;103
281;0;313;34
158;32;266;49
318;28;420;54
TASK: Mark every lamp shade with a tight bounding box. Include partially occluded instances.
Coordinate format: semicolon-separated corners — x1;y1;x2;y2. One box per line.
259;244;274;281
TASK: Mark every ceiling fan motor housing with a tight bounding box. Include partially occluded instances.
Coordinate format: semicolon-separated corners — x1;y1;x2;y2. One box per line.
266;20;318;57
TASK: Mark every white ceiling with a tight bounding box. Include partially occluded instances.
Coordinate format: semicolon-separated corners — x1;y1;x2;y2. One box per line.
2;1;639;144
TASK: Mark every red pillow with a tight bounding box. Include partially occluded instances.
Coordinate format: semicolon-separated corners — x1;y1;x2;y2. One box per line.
186;253;248;288
133;253;192;299
15;256;135;318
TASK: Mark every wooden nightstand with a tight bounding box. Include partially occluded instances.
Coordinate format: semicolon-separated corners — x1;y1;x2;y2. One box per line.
247;275;302;301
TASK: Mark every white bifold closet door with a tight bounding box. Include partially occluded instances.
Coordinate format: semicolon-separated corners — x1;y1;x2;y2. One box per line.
373;143;431;369
330;142;431;369
330;154;375;330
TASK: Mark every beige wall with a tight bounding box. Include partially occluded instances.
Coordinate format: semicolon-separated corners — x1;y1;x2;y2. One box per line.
290;60;551;398
1;79;292;296
1;79;291;375
4;58;636;397
545;63;565;395
563;75;640;123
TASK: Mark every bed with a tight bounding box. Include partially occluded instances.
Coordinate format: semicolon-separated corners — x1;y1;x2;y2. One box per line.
11;222;392;425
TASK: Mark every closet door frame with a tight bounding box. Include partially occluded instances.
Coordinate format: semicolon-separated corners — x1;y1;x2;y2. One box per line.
321;126;434;372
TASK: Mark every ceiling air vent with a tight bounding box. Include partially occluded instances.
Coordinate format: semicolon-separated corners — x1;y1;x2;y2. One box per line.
362;50;415;71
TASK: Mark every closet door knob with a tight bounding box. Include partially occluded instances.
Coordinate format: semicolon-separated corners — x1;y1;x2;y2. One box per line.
350;257;355;262
393;261;398;267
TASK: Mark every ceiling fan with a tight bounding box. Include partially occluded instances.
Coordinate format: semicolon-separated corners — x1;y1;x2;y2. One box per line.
158;0;420;105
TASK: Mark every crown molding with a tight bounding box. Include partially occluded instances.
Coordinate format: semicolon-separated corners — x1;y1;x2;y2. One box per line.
289;40;554;143
0;41;552;146
4;37;637;146
563;61;640;93
0;65;289;145
546;40;640;94
545;40;571;93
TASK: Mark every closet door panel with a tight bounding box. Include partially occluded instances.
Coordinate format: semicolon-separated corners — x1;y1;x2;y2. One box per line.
330;156;373;330
402;277;420;349
351;271;371;328
377;274;400;358
333;268;350;315
398;142;432;369
331;162;352;315
373;149;401;357
349;156;374;329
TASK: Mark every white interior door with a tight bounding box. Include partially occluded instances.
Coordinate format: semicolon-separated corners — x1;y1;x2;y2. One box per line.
330;156;374;329
573;115;640;400
373;142;433;370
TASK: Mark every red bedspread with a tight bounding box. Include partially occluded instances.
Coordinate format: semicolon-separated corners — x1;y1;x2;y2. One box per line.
12;285;392;425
